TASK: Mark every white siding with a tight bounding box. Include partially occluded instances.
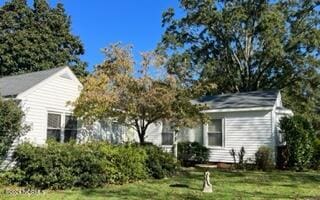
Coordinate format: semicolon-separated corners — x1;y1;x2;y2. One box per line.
207;111;273;163
142;110;274;163
144;122;201;145
18;68;82;145
145;123;163;145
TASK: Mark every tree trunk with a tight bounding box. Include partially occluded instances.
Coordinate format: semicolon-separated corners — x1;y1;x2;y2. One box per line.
135;121;147;144
138;129;146;144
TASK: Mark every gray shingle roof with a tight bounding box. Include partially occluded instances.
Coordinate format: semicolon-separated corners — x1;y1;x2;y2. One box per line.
192;90;279;109
0;67;66;97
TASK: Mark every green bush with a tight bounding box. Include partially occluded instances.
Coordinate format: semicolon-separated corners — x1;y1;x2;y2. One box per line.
98;143;148;183
0;98;27;161
12;142;106;189
311;138;320;170
178;142;209;167
141;144;179;179
7;141;178;189
9;142;149;189
280;115;315;171
255;146;274;171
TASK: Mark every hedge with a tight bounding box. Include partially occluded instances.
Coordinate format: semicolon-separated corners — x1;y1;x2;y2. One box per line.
4;141;178;189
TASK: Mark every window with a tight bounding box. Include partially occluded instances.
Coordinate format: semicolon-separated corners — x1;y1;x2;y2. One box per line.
47;113;61;142
162;121;174;145
208;119;223;146
47;113;78;143
64;115;78;142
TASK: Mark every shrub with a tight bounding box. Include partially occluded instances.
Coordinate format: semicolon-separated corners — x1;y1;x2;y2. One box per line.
276;146;289;169
230;148;236;165
178;142;209;167
141;144;179;179
98;143;148;183
311;138;320;170
12;142;107;189
10;142;149;189
280;115;315;171
229;147;247;170
238;147;246;169
0;98;27;161
255;146;274;171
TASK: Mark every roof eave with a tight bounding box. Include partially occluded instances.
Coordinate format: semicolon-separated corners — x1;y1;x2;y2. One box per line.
2;95;17;99
201;106;274;113
275;107;293;116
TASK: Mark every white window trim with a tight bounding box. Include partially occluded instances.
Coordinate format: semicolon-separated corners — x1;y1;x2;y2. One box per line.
46;111;76;143
203;118;225;148
161;131;174;146
46;111;63;142
161;121;175;146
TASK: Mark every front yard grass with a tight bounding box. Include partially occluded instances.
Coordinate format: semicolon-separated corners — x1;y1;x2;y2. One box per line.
0;169;319;200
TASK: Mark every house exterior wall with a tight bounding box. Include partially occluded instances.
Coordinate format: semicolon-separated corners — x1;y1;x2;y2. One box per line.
205;111;273;163
139;110;274;163
17;68;82;145
17;83;286;164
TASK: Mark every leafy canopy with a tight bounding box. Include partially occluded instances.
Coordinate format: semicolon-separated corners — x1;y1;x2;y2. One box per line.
73;43;206;143
0;0;87;77
158;0;320;117
0;97;27;161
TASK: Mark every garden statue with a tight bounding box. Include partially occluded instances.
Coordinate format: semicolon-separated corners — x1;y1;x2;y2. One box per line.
202;170;212;193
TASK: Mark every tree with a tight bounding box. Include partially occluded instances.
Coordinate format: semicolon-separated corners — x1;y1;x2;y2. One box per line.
280;115;315;171
0;0;87;78
0;97;27;161
158;0;320;117
73;43;206;144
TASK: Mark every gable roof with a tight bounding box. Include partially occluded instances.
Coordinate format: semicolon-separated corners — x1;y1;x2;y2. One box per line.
192;90;279;110
0;67;66;97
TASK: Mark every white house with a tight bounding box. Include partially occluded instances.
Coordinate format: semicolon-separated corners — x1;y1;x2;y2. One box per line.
0;67;82;169
0;66;82;145
0;67;292;167
143;91;293;163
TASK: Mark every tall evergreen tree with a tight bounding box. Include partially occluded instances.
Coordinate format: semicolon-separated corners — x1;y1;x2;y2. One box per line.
158;0;320;121
0;0;87;77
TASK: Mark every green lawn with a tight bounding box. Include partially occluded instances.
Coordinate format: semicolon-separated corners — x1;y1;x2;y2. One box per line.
1;170;319;200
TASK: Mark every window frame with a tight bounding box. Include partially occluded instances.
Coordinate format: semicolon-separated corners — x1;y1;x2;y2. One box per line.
161;121;174;146
206;118;225;148
46;112;78;143
64;115;78;142
46;112;62;142
162;132;174;146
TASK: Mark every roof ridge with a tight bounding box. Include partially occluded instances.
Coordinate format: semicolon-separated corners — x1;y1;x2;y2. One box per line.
217;90;279;96
0;66;68;97
0;66;67;80
193;90;279;110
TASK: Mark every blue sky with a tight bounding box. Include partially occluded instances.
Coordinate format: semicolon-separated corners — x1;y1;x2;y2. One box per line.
40;0;181;71
0;0;181;71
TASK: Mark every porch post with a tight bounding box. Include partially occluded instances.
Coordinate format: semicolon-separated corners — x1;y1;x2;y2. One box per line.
173;128;179;158
203;123;208;147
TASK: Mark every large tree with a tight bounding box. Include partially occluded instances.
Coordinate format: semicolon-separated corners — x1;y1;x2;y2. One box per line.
73;43;206;144
0;0;87;77
158;0;320;117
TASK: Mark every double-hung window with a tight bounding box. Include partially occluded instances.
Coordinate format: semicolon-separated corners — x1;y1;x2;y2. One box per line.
162;121;174;145
47;113;62;142
64;115;78;142
46;113;78;143
208;119;223;146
